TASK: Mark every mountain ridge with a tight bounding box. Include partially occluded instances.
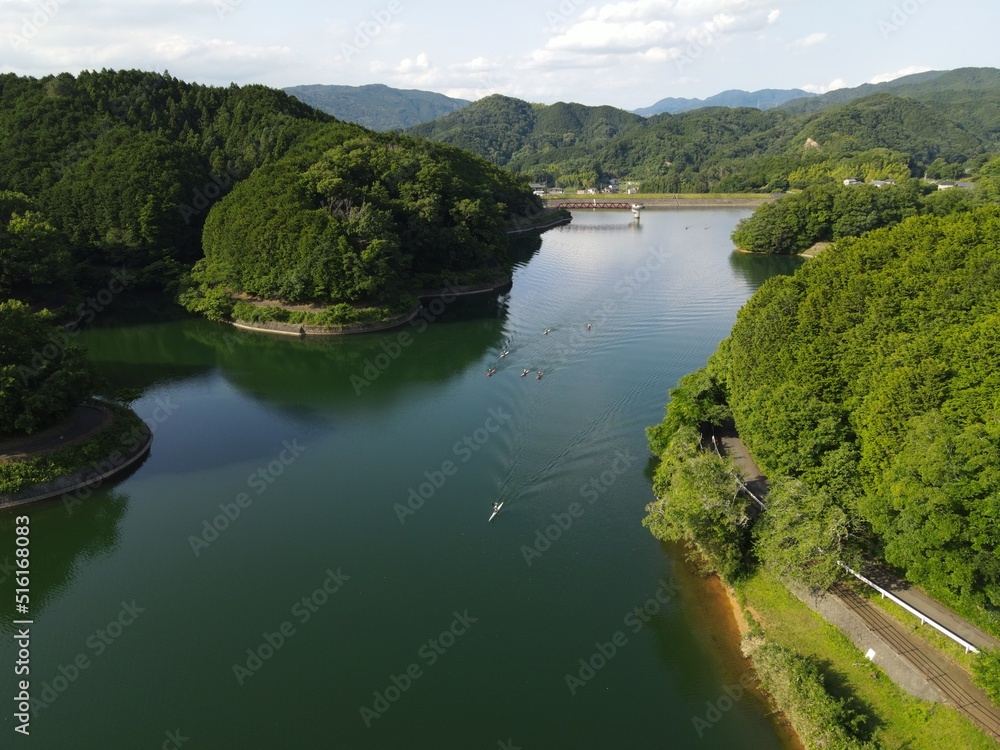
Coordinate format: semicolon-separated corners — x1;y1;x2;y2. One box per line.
283;83;469;131
634;88;815;116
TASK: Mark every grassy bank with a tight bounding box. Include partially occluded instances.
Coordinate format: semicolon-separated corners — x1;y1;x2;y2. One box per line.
229;295;417;328
507;207;571;233
737;571;997;749
0;402;148;497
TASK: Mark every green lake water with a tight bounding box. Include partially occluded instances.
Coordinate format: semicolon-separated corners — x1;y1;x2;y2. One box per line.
1;208;803;748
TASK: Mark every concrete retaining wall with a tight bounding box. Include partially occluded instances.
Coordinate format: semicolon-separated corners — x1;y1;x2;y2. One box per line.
0;428;153;510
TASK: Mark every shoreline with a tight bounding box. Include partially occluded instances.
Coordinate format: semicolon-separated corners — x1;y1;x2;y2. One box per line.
223;207;568;338
0;408;152;510
229;277;514;337
506;207;572;235
671;545;804;749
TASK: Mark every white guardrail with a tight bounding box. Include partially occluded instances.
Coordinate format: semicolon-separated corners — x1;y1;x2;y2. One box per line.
838;562;981;654
709;432;982;655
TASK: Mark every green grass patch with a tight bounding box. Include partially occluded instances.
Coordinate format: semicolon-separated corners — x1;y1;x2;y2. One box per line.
230;295;417;328
0;402;148;496
738;572;998;749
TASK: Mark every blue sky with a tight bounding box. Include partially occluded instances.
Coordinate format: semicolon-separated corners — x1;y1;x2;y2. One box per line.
1;0;996;109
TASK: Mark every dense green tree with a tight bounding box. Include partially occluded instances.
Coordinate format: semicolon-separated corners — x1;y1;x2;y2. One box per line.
732;180;940;254
753;478;851;591
972;649;1000;705
644;425;750;581
187;127;537;310
0;193;72;300
723;207;1000;609
0;69;330;282
0;300;100;434
411;84;997;192
646;366;730;455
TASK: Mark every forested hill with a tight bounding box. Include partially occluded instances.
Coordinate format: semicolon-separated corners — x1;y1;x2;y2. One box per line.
645;206;1000;624
779;67;1000;113
634;88;814;116
284;83;469;131
0;70;539;314
725;206;1000;611
182;127;539;323
407;95;646;184
0;69;332;291
408;70;999;193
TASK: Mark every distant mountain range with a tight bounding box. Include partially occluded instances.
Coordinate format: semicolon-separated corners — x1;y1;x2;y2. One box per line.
283;83;469;131
287;68;1000;135
403;67;1000;193
776;68;995;112
633;88;815;116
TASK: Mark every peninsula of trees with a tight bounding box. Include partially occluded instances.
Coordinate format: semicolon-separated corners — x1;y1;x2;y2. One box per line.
182;127;539;326
0;69;543;330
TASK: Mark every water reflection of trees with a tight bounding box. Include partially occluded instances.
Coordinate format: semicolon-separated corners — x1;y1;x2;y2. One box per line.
727;251;805;290
80;292;511;415
553;222;643;232
79;295;217;393
183;294;510;413
0;490;129;633
509;233;543;265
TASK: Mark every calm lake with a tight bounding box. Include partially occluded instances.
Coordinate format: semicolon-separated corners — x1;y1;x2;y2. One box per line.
2;208;803;748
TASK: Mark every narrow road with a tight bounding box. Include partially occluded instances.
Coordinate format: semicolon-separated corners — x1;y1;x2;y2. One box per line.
860;562;1000;653
713;426;1000;740
0;405;109;459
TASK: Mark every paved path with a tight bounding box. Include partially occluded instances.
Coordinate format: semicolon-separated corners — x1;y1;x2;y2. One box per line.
0;405;109;459
714;425;769;508
860;562;1000;654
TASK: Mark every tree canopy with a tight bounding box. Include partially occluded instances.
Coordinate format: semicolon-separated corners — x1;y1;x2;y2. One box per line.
0;300;100;434
721;207;1000;608
0;69;331;280
186;127;538;310
409;77;1000;192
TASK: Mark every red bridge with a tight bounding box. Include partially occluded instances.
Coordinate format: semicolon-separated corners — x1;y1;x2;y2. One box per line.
555;201;642;210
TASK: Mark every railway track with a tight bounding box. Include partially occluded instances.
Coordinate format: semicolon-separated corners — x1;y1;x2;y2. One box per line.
831;581;1000;740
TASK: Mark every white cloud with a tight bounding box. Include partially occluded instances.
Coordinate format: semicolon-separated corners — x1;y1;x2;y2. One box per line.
801;77;847;94
791;32;827;49
369;54;516;100
868;65;931;84
548;19;676;53
154;36;290;63
524;0;778;81
767;9;781;24
396;53;430;74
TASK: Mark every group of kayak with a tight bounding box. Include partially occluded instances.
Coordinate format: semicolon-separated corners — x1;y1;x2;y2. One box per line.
485;325;592;380
486;367;543;379
485;326;593;520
